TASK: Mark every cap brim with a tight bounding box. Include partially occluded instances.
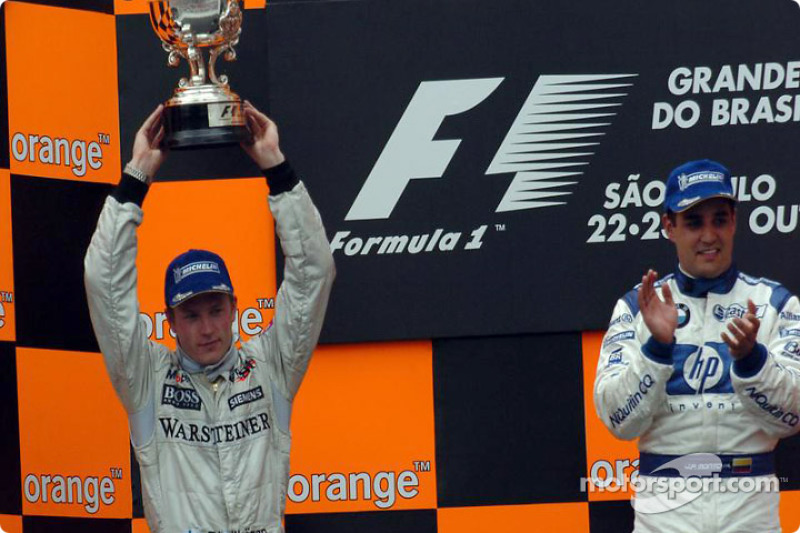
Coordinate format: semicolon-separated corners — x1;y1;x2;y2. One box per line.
168;289;235;308
668;192;736;213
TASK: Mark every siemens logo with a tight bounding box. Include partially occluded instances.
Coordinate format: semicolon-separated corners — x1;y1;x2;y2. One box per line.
11;132;108;177
228;386;264;411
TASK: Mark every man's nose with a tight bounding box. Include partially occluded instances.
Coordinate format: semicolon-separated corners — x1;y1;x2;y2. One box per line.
199;315;214;334
700;222;716;242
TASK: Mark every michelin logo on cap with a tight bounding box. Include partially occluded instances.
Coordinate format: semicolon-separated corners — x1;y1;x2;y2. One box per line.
173;261;221;283
677;171;726;191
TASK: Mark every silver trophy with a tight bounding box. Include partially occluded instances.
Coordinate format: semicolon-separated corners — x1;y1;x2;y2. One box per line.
149;0;252;149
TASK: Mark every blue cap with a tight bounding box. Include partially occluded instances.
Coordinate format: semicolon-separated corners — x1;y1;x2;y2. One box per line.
164;249;234;308
663;159;735;213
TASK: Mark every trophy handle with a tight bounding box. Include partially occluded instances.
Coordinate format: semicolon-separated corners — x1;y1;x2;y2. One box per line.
182;28;208;86
208;47;229;87
219;0;243;43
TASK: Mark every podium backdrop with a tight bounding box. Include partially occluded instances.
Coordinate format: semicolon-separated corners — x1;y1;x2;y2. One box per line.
1;0;800;531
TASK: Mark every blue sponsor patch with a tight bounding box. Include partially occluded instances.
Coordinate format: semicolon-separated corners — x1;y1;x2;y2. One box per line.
782;341;800;359
609;313;634;328
607;348;626;367
713;303;766;322
667;343;733;395
604;331;635;347
780;328;800;338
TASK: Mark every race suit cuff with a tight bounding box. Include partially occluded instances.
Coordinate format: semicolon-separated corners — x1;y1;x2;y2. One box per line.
642;336;674;365
733;342;768;378
263;160;299;196
111;173;149;206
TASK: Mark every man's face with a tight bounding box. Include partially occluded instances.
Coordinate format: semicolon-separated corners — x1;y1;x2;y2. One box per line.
662;198;736;279
168;292;236;366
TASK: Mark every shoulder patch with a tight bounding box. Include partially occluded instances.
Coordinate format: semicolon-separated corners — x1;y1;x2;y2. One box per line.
622;289;640;317
770;284;793;313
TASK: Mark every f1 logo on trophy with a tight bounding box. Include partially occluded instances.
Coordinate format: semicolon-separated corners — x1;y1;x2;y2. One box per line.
149;0;252;149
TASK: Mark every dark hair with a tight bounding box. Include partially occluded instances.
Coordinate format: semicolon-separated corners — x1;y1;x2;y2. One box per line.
665;198;736;224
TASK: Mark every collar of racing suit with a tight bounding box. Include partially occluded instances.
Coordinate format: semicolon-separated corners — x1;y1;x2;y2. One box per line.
674;263;738;297
176;341;238;382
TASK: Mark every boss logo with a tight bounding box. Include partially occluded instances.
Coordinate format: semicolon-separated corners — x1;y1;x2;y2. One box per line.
162;384;202;411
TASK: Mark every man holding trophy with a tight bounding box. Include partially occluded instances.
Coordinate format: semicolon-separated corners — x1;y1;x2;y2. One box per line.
84;3;335;532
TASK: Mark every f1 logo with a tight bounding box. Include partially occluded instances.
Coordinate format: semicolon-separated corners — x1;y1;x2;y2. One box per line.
345;74;635;221
220;104;241;119
346;78;503;221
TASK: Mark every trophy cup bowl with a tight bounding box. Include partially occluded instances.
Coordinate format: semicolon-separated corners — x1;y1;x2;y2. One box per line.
149;0;252;149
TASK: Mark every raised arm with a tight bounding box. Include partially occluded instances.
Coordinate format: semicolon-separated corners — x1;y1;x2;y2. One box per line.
84;106;168;416
594;272;676;440
241;103;336;401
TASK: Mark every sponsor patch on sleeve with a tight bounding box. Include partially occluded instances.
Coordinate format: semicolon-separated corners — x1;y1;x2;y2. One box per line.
603;330;635;347
607;348;627;367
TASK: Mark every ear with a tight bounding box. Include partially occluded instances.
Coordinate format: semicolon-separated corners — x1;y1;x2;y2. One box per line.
166;308;175;327
661;213;675;242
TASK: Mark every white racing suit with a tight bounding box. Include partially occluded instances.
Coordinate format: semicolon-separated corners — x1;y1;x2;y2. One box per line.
595;267;800;533
85;177;335;533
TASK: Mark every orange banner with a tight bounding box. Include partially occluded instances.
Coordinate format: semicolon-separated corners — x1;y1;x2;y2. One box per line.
16;348;132;518
6;3;120;183
0;171;14;342
287;341;437;514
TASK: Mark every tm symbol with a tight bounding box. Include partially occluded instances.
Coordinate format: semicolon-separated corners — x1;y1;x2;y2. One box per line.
413;460;431;473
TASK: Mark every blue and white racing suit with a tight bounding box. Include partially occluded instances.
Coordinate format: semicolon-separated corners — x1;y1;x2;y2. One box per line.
595;266;800;533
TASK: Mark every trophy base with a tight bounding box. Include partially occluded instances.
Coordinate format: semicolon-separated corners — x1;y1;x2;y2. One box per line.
163;101;252;150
